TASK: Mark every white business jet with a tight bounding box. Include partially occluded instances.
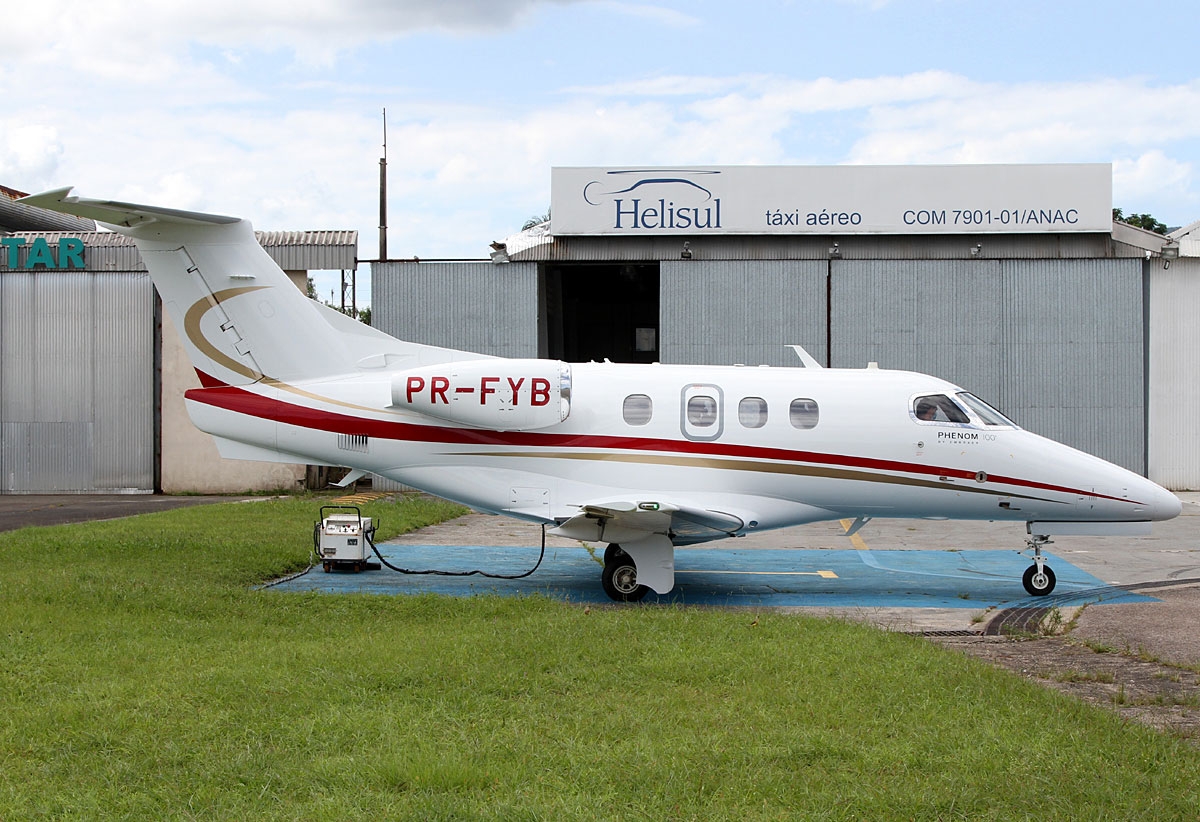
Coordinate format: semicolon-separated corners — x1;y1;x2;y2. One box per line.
21;188;1181;601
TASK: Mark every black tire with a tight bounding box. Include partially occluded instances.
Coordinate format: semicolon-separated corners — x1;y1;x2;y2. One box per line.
322;561;332;573
1022;563;1056;596
603;543;627;565
601;557;649;602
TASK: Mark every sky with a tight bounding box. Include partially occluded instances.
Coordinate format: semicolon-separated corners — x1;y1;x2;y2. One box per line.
3;0;1198;303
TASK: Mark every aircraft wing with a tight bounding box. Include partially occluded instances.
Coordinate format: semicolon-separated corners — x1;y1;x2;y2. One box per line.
549;500;745;546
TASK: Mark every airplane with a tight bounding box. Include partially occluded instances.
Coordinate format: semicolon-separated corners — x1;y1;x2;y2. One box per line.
20;187;1183;601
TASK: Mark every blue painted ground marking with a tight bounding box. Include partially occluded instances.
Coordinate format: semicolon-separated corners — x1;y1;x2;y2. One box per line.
270;544;1156;608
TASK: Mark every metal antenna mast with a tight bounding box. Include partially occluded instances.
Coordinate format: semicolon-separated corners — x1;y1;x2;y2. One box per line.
379;107;388;261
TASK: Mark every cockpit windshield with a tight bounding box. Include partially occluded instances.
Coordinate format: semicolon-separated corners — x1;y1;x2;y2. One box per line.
912;394;970;423
955;392;1018;427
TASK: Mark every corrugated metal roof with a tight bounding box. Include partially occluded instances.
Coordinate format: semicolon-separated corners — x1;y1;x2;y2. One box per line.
1111;219;1171;254
1168;219;1200;257
256;230;358;247
0;194;97;233
3;229;357;272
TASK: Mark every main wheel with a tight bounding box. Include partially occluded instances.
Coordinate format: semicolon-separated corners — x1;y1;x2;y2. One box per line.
1022;563;1057;596
603;543;627;565
601;556;649;602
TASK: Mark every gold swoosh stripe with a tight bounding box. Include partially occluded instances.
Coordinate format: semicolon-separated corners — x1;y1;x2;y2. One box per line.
450;449;1062;504
184;286;269;382
184;290;402;415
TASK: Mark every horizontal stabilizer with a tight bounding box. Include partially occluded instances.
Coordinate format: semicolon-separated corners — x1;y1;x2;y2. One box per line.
18;187;239;229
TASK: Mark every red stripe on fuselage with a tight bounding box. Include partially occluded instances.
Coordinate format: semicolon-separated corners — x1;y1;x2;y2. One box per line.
183;380;1133;505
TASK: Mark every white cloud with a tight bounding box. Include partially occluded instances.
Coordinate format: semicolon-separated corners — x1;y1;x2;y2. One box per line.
846;78;1200;166
1113;150;1195;216
587;2;700;27
8;0;585;65
0;125;66;187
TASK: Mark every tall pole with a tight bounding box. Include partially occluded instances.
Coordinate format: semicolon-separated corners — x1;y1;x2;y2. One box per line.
379;108;388;261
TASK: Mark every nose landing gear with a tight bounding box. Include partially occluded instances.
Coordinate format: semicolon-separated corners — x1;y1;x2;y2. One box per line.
1021;534;1057;596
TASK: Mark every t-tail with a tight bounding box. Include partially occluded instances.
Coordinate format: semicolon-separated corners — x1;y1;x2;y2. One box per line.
17;187;488;388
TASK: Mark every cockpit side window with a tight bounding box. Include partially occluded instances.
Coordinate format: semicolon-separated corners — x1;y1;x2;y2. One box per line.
956;392;1018;427
913;394;970;424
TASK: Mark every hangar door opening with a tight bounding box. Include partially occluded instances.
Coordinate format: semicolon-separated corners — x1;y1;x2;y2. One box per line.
541;263;659;363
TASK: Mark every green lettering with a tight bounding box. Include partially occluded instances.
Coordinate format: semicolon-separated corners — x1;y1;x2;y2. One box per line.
0;237;23;268
59;238;85;269
25;237;55;268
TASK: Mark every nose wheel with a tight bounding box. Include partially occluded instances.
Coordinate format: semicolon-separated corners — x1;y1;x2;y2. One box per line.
1021;535;1057;596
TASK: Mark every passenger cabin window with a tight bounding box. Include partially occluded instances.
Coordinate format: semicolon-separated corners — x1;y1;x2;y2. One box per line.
738;397;768;428
789;398;819;429
622;394;653;426
687;395;719;427
956;392;1017;427
913;394;970;424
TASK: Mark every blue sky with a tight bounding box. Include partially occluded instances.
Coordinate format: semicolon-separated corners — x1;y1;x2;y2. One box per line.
3;0;1197;301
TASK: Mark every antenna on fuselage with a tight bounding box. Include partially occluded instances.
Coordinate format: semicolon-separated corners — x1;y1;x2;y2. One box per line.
786;344;824;369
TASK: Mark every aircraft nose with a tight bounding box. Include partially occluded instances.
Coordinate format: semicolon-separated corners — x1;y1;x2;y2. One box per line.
1144;480;1183;522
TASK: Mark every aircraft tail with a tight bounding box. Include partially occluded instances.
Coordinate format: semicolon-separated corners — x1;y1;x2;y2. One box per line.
18;188;488;387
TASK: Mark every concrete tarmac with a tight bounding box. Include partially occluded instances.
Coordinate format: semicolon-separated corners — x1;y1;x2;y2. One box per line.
3;490;1197;669
370;494;1200;668
0;494;241;532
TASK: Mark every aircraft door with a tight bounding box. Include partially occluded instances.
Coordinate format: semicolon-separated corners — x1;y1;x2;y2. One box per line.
680;384;724;442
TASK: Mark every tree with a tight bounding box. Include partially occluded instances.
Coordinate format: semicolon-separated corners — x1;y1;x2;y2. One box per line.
305;278;370;325
522;207;551;231
1113;208;1168;235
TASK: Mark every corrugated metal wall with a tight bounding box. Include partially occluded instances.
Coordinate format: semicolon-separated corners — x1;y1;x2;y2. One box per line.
368;253;1150;477
1148;257;1200;489
660;260;828;366
372;261;538;358
0;271;154;492
831;258;1144;472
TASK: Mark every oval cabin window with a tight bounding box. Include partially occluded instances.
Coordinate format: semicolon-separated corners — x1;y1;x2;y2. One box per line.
622;394;653;426
789;398;819;429
738;397;768;428
686;395;719;427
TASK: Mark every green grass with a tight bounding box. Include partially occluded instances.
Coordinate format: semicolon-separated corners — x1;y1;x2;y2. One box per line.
2;495;1199;819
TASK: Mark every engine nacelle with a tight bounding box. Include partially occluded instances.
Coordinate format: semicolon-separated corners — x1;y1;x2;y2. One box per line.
391;359;571;431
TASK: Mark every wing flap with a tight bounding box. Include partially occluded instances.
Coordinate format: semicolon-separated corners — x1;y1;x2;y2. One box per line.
549;500;745;545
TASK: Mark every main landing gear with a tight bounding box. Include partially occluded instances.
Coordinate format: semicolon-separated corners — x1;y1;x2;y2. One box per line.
601;544;649;602
1022;534;1057;596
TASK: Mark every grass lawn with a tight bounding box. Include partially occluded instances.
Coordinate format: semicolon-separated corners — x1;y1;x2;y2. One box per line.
2;493;1198;820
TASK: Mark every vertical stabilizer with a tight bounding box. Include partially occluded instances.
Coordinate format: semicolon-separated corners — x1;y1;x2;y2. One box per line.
129;218;356;385
19;188;495;385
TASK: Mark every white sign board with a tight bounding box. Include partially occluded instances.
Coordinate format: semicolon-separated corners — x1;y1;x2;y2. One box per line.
551;164;1112;236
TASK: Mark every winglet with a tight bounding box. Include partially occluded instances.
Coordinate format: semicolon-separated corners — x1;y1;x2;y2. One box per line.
18;187;240;230
786;344;824;368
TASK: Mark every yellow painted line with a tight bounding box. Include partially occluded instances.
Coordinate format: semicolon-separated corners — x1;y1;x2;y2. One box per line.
676;570;838;578
840;518;871;551
332;491;391;504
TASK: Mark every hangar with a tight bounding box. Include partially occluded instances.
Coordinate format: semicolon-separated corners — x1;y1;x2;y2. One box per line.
3;164;1197;494
373;163;1198;488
